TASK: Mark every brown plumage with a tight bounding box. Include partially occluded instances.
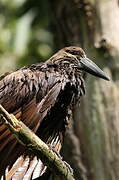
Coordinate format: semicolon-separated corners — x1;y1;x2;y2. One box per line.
0;46;109;179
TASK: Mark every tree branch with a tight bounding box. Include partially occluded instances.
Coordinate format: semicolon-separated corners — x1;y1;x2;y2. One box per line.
0;104;75;180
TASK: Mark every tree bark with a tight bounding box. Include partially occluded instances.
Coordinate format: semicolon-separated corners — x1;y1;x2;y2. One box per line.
50;0;119;180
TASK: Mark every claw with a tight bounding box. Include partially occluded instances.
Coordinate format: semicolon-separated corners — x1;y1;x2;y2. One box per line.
47;144;63;159
47;144;73;174
63;161;74;174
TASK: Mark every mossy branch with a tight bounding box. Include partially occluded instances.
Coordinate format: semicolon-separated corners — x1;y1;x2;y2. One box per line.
0;104;75;180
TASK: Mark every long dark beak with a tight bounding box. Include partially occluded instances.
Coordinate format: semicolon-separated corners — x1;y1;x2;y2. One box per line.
80;57;110;81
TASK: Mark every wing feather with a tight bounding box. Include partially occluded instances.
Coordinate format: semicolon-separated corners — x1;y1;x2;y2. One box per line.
0;66;65;178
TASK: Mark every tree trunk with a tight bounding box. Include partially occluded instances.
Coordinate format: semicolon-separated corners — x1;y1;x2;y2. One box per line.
49;0;119;180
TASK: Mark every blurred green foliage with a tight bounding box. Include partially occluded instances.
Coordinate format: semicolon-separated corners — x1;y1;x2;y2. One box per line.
0;0;54;73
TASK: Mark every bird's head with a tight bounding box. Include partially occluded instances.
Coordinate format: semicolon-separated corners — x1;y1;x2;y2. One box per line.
48;46;110;81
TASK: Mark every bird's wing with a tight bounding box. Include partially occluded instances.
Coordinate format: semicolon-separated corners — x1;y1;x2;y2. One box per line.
0;66;66;178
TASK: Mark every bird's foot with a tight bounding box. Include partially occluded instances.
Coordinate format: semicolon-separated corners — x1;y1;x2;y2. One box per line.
47;144;73;175
63;161;74;174
47;144;63;159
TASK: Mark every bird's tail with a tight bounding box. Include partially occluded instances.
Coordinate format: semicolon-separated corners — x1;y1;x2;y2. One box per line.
2;136;62;180
2;156;46;180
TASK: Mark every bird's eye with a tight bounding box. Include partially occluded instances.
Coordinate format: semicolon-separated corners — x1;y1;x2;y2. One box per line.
65;49;79;56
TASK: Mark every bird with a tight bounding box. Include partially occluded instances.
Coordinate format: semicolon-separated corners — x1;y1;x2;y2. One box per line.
0;46;110;179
